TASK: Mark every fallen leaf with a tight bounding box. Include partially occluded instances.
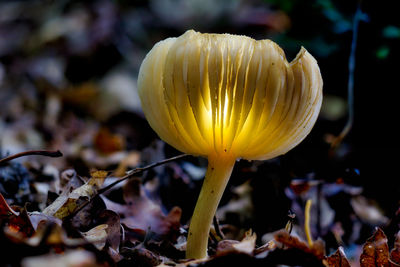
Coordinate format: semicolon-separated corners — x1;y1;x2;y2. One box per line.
58;169;84;193
97;209;121;251
216;229;257;256
42;170;107;220
390;231;400;266
81;224;108;250
87;170;108;188
104;178;181;237
324;247;351;267
28;211;62;230
94;127;125;154
360;227;389;267
274;230;325;260
351;196;389;226
233;230;257;255
1;201;35;238
6;221;81;248
290;179;320;195
0;192;19;216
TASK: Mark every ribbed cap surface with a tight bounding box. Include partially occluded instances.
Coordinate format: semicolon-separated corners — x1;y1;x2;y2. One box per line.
138;30;322;160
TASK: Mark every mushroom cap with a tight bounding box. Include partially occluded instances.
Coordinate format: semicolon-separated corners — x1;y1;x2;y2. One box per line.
138;30;323;160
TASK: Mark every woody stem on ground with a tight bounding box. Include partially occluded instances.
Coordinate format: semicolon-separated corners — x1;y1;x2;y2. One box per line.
186;155;236;259
0;150;63;165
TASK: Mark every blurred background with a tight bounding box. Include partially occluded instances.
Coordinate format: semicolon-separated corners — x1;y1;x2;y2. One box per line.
0;0;399;263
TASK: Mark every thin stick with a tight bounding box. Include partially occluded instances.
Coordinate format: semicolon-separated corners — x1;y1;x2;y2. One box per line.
66;153;189;220
213;216;224;240
98;153;189;195
0;150;63;165
330;1;363;150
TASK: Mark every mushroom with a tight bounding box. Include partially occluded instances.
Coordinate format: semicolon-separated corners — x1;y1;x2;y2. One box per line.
138;30;323;259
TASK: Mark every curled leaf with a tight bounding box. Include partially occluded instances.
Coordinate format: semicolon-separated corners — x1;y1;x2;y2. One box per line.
390;231;400;266
274;230;325;260
360;227;389;267
43;170;107;219
81;224;108;250
324;247;350;267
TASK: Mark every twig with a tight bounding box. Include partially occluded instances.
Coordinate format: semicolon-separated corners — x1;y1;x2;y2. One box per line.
0;150;63;165
213;216;225;240
330;1;363;151
66;153;189;220
98;153;189;195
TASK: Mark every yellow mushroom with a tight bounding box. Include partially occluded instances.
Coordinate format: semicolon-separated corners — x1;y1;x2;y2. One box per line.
138;30;323;259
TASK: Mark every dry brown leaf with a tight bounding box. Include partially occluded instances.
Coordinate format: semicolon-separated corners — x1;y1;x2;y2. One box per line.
94;127;125;154
360;227;389;267
103;178;181;237
216;230;257;256
0;199;35;238
6;221;82;248
232;230;257;255
390;231;400;266
324;247;351;267
97;209;121;251
42;171;107;219
274;230;325;260
351;196;389;226
216;229;257;256
28;211;62;230
81;224;108;250
0;192;19;216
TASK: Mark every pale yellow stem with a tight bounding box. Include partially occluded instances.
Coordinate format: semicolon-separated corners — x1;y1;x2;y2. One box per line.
186;155;236;259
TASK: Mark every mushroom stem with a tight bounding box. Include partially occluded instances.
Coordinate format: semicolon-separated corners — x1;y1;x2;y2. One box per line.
186;155;236;259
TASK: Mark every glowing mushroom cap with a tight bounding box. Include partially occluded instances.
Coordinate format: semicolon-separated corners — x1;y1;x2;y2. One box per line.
138;30;322;161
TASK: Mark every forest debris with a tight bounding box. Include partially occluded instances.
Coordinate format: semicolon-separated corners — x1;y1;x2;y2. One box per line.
0;192;19;216
0;197;35;238
274;229;326;260
351;196;389;225
42;170;107;219
216;230;257;256
97;209;121;251
324;247;351;267
8;208;36;238
81;224;108;250
28;211;62;230
93;127;125;154
103;177;182;237
59;169;83;192
232;230;257;255
390;231;400;266
360;227;389;267
0;150;63;165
